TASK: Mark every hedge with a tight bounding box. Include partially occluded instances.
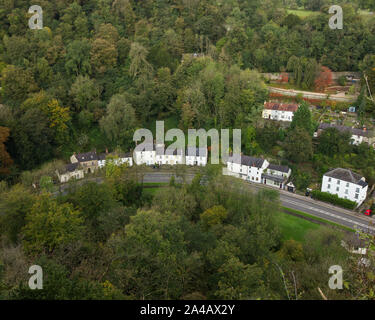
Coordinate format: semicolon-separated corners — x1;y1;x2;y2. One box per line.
311;190;357;210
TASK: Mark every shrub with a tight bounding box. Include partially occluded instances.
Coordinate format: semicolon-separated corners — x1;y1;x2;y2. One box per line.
311;190;357;210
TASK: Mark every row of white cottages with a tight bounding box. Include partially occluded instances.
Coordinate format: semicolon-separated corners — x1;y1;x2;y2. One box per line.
56;147;368;206
56;145;208;183
56;146;292;191
226;158;368;205
226;155;294;191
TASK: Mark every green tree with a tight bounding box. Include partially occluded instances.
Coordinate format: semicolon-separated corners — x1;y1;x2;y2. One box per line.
22;195;84;255
69;75;100;112
290;102;314;135
200;205;228;229
0;184;36;244
99;94;137;147
317;128;351;157
65;39;92;76
284;127;313;163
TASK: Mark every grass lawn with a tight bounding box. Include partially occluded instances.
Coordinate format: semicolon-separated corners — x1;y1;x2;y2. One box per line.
275;210;321;242
286;9;318;18
142;187;160;197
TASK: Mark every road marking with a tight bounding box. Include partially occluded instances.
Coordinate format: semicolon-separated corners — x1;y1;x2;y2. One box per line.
285;199;375;232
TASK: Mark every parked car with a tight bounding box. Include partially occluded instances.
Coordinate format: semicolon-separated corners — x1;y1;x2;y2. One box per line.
364;209;372;217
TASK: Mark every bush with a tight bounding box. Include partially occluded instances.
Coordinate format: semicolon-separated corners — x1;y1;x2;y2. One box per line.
311;190;357;210
338;76;347;86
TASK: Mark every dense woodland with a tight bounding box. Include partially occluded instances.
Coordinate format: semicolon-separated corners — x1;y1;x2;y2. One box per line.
1;0;375;300
1;0;375;178
0;165;374;300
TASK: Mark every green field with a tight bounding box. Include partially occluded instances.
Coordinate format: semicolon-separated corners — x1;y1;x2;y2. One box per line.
275;210;321;242
286;9;318;18
143;187;160;197
287;8;373;18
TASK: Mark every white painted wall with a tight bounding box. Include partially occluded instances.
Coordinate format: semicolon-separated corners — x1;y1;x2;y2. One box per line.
262;109;295;122
321;175;368;205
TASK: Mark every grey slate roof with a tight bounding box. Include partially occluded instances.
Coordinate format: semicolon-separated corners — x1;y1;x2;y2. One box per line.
241;155;265;168
186;147;208;157
121;152;132;158
156;145;184;156
261;173;285;183
318;123;369;137
61;162;80;174
230;155;265;168
75;151;98;162
268;164;290;173
324;168;367;187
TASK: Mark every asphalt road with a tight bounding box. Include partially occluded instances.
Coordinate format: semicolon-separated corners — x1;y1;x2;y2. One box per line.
279;192;375;233
56;171;375;234
143;172;375;234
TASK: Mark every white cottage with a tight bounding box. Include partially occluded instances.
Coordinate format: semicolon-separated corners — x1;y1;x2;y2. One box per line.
227;155;269;183
262;102;299;122
118;152;133;167
56;163;84;183
155;144;184;166
134;143;156;165
321;168;368;206
315;123;371;146
185;147;208;166
262;164;291;189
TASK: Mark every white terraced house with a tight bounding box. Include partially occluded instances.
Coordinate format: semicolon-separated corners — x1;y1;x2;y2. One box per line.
321;168;368;206
155;144;184;165
134;143;156;165
315;123;372;146
98;152;133;168
262;102;299;122
262;164;291;189
227;155;269;183
185;147;208;166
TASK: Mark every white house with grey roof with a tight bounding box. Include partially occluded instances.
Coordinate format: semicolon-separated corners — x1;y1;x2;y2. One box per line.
56;163;84;183
185;147;208;166
227;155;269;183
262;164;291;189
315;123;372;146
134;143;156;165
155;144;184;166
70;151;99;174
321;168;368;205
99;152;133;168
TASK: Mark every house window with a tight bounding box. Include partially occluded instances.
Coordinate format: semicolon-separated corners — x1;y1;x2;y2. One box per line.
328;178;331;182
355;194;359;199
327;184;331;189
336;187;339;192
356;188;360;193
345;189;348;194
337;180;340;185
346;183;349;187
